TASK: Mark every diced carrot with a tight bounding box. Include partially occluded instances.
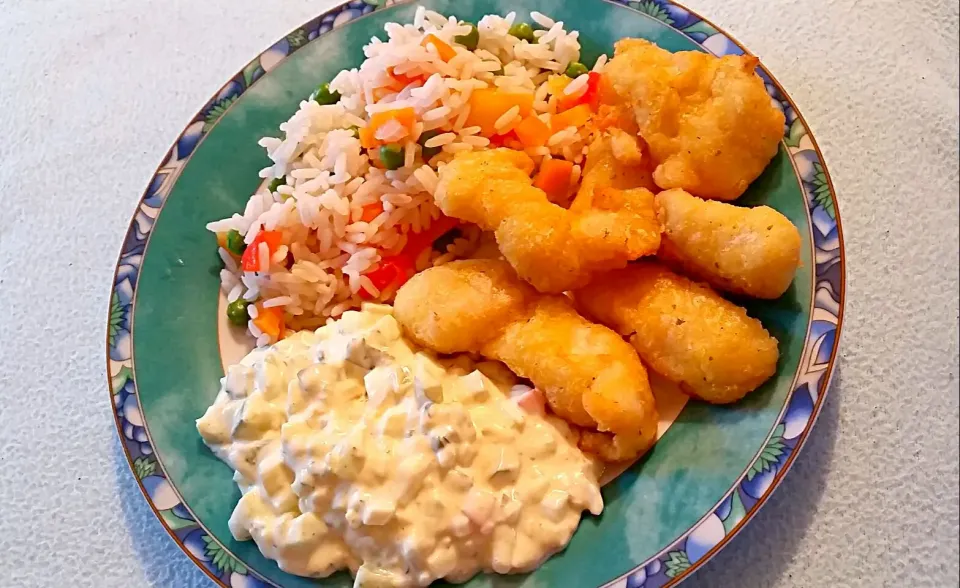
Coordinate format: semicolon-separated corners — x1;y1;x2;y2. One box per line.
253;306;284;339
514;114;552;148
216;232;228;250
359;202;384;223
368;107;417;133
465;88;535;136
421;34;457;62
551;103;593;132
533;159;574;201
362;107;417;147
240;230;283;272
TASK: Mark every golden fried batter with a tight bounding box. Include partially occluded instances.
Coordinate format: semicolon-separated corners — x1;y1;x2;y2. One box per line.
394;259;659;461
573;129;657;209
605;39;785;201
574;263;779;404
435;147;660;293
656;189;801;299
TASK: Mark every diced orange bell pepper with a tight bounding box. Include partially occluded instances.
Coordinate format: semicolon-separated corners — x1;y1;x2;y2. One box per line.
533;158;574;202
421;34;457;62
551;103;593;132
466;88;535;137
253;305;285;339
514;114;552;148
358;126;377;149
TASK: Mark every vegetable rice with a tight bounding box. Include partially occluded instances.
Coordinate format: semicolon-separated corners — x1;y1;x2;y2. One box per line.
207;9;605;346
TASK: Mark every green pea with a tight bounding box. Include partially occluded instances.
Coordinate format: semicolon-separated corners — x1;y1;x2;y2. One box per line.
379;143;404;170
564;61;589;78
225;230;246;256
267;177;285;193
508;22;535;43
226;299;251;326
418;130;443;159
313;82;341;105
454;23;479;51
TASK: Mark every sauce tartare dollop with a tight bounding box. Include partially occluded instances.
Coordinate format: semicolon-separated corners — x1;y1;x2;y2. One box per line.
197;304;603;587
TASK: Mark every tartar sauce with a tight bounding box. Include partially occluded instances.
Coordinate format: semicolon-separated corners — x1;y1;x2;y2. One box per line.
197;304;603;587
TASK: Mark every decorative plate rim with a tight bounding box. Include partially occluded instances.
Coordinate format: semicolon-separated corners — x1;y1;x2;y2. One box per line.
105;1;846;586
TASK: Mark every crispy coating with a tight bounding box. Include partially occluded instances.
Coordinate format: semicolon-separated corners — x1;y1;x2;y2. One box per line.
605;39;785;201
656;189;801;299
573;130;657;209
394;260;659;461
574;263;779;404
435;147;660;293
391;259;529;354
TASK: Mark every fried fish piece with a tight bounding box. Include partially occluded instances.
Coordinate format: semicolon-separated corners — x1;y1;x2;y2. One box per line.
394;259;659;461
605;39;785;201
573;128;656;208
656;189;801;299
434;147;660;293
574;263;779;404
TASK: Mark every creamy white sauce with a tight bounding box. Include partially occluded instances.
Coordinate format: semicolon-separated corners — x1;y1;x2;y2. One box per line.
197;304;603;587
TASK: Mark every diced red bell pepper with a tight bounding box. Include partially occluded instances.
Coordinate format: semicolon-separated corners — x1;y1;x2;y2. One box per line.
403;214;460;255
558;71;603;112
358;214;461;299
488;130;519;148
387;67;426;88
359;254;416;300
240;230;283;272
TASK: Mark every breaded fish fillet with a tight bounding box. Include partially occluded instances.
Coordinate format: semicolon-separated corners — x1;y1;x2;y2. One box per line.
656;189;801;299
573;128;657;208
605;39;785;201
394;259;659;461
574;263;779;404
435;147;660;293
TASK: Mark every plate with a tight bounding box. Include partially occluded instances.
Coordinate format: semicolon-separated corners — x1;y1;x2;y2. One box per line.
106;0;846;586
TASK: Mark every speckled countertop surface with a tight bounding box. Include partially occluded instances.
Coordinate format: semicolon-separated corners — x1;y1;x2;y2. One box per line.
0;0;957;586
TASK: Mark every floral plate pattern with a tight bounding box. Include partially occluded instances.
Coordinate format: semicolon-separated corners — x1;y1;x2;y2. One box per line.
107;1;844;586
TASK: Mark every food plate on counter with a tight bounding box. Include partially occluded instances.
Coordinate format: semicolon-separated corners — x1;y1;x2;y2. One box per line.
107;0;845;586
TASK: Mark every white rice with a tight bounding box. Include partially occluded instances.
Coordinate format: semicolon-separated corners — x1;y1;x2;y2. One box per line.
563;73;590;96
494;105;521;133
209;9;594;345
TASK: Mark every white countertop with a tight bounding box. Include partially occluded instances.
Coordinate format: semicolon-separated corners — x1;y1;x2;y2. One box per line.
0;0;957;586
